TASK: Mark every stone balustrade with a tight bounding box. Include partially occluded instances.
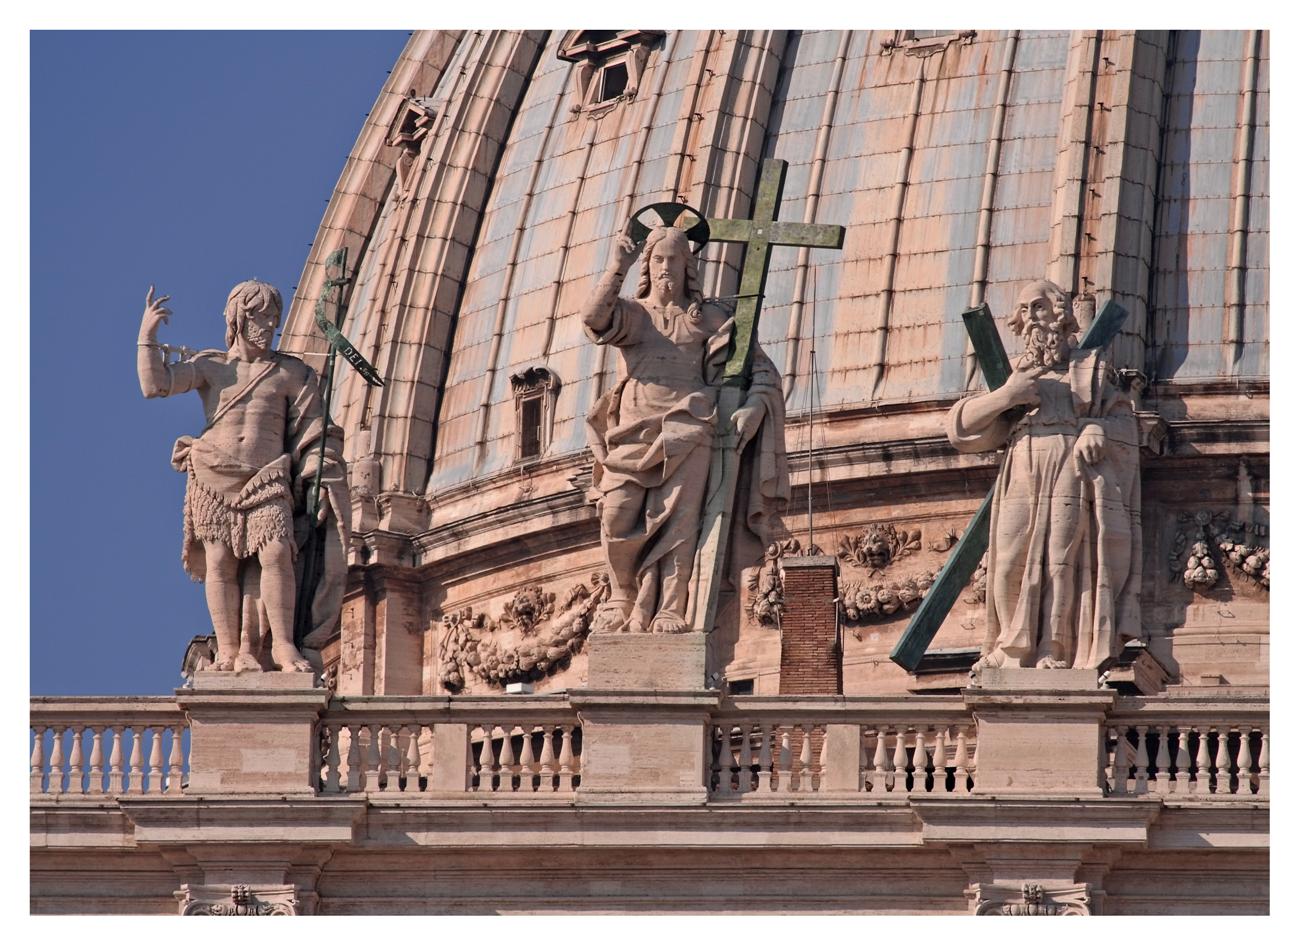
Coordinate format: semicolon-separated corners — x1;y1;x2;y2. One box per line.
1106;697;1269;798
710;697;977;797
316;695;582;795
30;698;189;797
29;690;1270;804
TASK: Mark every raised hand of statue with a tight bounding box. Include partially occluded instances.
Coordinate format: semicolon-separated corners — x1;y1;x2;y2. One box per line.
609;218;642;274
1000;364;1046;410
732;403;764;449
139;285;172;343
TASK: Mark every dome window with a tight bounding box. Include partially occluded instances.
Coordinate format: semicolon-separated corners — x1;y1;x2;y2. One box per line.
558;30;663;114
510;367;561;462
880;29;976;56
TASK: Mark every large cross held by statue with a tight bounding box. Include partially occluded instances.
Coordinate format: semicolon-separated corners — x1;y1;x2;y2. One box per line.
889;298;1129;670
684;157;846;634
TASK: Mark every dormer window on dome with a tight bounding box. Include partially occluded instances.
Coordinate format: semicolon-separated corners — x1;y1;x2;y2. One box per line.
558;30;663;114
880;30;976;57
510;367;561;462
385;93;438;193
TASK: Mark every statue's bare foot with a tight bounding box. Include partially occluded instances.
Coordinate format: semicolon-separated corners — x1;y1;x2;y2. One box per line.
1035;656;1069;669
649;612;690;634
971;648;1007;674
234;653;261;673
272;644;313;673
591;601;630;634
210;654;236;672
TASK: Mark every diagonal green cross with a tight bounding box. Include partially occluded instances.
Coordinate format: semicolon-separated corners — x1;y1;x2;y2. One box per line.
889;299;1129;670
688;157;846;635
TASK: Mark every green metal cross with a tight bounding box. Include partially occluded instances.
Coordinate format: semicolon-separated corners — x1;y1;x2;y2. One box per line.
889;299;1129;671
688;157;846;635
708;158;847;384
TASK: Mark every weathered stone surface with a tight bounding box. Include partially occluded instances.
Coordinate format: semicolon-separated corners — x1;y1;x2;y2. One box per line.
585;632;706;690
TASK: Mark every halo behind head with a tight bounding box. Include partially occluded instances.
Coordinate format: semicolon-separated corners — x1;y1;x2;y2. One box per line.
629;202;710;252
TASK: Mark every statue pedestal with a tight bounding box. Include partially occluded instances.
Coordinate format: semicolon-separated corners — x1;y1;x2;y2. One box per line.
585;631;706;690
575;632;714;803
177;672;329;795
964;667;1115;796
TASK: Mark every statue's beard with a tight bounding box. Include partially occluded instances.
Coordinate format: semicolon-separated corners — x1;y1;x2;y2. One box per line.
654;273;677;295
1020;323;1070;368
244;323;273;349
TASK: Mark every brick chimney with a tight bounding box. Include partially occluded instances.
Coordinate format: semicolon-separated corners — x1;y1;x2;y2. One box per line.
777;555;842;695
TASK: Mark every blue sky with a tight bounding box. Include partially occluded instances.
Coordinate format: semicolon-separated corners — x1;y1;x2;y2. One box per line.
30;31;409;694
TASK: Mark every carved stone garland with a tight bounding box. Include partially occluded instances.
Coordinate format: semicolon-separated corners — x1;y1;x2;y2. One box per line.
970;882;1093;916
1168;510;1269;592
437;574;611;691
837;524;936;623
178;884;298;916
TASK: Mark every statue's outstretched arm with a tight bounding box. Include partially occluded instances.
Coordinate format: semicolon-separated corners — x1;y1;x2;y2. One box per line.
137;285;201;398
581;220;640;336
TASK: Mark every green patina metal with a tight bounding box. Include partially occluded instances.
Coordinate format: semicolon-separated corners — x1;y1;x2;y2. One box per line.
890;299;1129;671
707;158;845;385
293;248;382;647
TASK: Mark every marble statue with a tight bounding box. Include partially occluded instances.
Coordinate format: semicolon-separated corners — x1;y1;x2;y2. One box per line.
946;279;1142;671
138;281;350;672
582;222;787;634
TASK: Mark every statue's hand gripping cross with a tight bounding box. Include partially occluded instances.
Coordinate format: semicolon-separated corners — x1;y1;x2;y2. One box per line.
684;158;845;634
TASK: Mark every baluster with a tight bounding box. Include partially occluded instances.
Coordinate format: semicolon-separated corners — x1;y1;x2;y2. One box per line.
732;724;752;794
321;724;341;793
48;727;65;795
1172;729;1191;794
167;724;185;795
405;726;423;792
871;728;889;793
795;725;812;792
148;728;165;795
558;726;576;792
1193;728;1211;795
911;730;929;795
519;726;537;792
381;727;401;794
500;727;519;792
719;726;739;796
30;727;46;794
95;727;113;797
890;728;908;793
953;727;970;795
363;724;382;792
777;728;792;792
539;727;557;792
345;725;362;793
1153;726;1172;795
932;729;948;794
1213;728;1231;795
1106;728;1125;796
108;727;125;795
478;725;498;792
128;728;144;795
1234;727;1254;796
969;729;979;789
66;726;85;795
1132;725;1150;795
816;726;829;793
756;725;773;792
1257;731;1269;797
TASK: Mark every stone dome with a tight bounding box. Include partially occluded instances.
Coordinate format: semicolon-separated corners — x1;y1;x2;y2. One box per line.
278;30;1268;697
